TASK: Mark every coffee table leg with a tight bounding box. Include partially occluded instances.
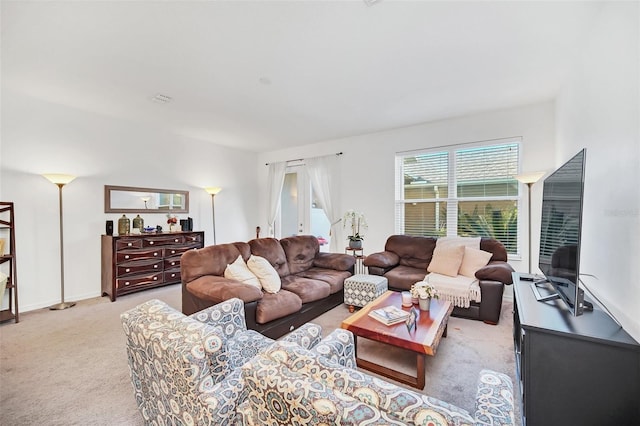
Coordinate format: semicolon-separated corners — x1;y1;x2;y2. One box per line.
443;323;448;338
416;353;426;389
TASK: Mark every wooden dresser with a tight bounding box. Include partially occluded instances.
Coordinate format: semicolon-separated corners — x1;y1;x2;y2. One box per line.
101;231;204;301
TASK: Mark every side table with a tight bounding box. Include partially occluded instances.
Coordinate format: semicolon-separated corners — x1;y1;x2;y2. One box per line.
345;247;365;274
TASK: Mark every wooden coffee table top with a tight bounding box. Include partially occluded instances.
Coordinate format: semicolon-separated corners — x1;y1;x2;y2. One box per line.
341;290;453;356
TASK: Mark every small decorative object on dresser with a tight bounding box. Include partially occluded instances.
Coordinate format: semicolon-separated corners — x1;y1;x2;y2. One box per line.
101;231;204;301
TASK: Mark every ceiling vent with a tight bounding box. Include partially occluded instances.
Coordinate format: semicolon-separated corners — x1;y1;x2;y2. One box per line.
150;93;173;104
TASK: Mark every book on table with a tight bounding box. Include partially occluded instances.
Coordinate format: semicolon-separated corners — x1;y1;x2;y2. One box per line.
368;305;410;325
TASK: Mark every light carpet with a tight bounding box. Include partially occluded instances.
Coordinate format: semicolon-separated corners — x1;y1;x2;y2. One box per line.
0;284;520;425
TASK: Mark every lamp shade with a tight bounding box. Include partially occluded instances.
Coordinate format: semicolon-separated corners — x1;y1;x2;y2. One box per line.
43;174;76;185
205;187;222;195
515;172;545;185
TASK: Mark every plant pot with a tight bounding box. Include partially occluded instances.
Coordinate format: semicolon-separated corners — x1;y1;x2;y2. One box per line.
348;239;362;249
418;297;431;311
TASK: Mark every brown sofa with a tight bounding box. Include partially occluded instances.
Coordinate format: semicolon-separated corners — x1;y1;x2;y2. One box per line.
363;235;514;324
181;235;355;339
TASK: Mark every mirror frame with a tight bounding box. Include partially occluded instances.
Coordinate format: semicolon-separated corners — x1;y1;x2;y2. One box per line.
104;185;190;213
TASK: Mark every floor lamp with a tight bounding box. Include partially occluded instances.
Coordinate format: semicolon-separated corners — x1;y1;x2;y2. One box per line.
43;173;77;310
516;172;545;274
204;187;222;244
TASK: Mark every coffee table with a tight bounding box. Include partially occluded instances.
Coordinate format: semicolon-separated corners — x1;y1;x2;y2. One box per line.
340;290;453;389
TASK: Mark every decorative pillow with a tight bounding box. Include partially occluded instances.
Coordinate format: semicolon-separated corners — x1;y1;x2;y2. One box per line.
224;255;261;288
427;245;465;277
247;255;281;293
459;247;493;278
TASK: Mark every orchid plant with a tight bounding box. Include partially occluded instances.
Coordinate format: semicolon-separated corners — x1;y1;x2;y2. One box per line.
343;209;368;242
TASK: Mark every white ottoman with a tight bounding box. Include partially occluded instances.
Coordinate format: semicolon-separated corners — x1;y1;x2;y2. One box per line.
344;274;388;312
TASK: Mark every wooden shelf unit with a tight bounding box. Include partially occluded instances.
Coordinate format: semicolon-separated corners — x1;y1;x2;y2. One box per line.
0;202;18;323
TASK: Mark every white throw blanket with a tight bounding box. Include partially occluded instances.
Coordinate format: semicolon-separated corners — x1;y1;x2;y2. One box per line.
424;272;481;308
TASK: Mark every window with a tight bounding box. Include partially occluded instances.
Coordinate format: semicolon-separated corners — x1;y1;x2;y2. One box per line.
395;140;520;254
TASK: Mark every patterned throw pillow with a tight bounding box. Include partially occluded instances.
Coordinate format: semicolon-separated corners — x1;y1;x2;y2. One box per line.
247;255;282;293
459;247;493;278
224;255;261;288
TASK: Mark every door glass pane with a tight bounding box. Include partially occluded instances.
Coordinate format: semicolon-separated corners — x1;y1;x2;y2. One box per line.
310;189;331;252
281;173;298;237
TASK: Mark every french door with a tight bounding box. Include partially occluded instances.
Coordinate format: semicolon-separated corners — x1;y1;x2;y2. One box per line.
279;165;331;251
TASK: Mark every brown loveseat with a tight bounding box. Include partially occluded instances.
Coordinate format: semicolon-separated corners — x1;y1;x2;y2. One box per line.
181;235;355;339
363;235;514;324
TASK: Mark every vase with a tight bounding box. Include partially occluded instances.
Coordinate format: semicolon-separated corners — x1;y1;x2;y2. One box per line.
118;215;130;235
418;297;431;311
349;239;362;249
412;296;419;305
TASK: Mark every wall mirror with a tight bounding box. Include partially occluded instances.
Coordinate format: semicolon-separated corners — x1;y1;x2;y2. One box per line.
104;185;189;213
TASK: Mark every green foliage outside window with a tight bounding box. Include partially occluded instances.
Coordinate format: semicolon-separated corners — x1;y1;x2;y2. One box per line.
458;204;518;254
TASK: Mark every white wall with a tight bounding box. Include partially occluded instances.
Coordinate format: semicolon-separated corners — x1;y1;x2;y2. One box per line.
0;89;259;312
258;101;557;280
556;2;639;340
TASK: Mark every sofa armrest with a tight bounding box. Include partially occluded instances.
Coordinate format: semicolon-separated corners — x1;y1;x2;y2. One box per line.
311;329;356;368
475;261;514;284
198;368;247;426
185;275;263;304
281;322;323;350
363;251;400;269
188;297;248;337
313;252;356;271
473;369;515;425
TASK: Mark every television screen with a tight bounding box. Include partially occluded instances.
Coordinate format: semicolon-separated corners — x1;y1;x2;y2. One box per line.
538;149;586;316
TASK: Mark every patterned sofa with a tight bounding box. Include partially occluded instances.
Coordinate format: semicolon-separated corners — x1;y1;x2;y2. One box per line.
121;298;324;425
239;338;515;425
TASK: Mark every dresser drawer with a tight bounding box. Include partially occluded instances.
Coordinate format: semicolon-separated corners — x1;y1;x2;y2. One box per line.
183;233;203;244
116;259;163;277
142;235;184;247
163;245;197;257
116;248;162;262
163;269;181;283
116;272;164;290
116;239;143;250
164;256;181;270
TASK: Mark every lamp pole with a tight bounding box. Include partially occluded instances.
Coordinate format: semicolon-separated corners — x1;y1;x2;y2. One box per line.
43;173;77;310
204;187;222;245
516;172;545;274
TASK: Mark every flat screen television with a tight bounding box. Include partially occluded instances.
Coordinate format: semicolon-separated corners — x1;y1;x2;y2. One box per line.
535;148;587;316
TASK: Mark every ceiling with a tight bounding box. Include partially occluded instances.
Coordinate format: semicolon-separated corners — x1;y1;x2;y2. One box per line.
2;1;602;153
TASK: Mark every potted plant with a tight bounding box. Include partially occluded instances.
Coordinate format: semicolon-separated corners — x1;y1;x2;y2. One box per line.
343;209;368;249
411;282;439;311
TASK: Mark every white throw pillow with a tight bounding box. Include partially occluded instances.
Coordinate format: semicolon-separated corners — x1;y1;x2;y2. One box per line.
224;255;261;288
427;244;466;277
458;247;493;278
247;255;281;293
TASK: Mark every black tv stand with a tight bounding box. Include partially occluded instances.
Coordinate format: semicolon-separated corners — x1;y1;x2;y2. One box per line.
513;273;640;425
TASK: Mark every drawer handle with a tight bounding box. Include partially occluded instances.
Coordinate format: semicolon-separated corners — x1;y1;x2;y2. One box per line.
174;239;179;242
124;281;130;286
149;241;154;245
170;262;176;266
154;252;159;256
170;250;176;254
153;277;158;281
154;265;158;268
124;255;130;259
170;273;176;278
125;268;130;273
127;242;132;247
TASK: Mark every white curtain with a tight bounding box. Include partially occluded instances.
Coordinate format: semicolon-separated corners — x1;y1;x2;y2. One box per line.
306;155;341;253
267;162;286;236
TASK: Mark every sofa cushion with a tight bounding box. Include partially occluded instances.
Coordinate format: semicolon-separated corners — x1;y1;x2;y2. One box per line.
427;244;465;277
247;255;282;293
459;247;493;278
248;238;291;277
280;235;320;274
385;235;436;270
181;242;248;283
313;252;356;271
255;290;302;324
281;276;331;303
384;265;427;291
296;268;352;294
186;275;264;304
224;255;261;288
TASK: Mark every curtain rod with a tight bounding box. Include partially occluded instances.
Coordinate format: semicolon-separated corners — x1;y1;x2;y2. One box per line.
265;152;343;166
